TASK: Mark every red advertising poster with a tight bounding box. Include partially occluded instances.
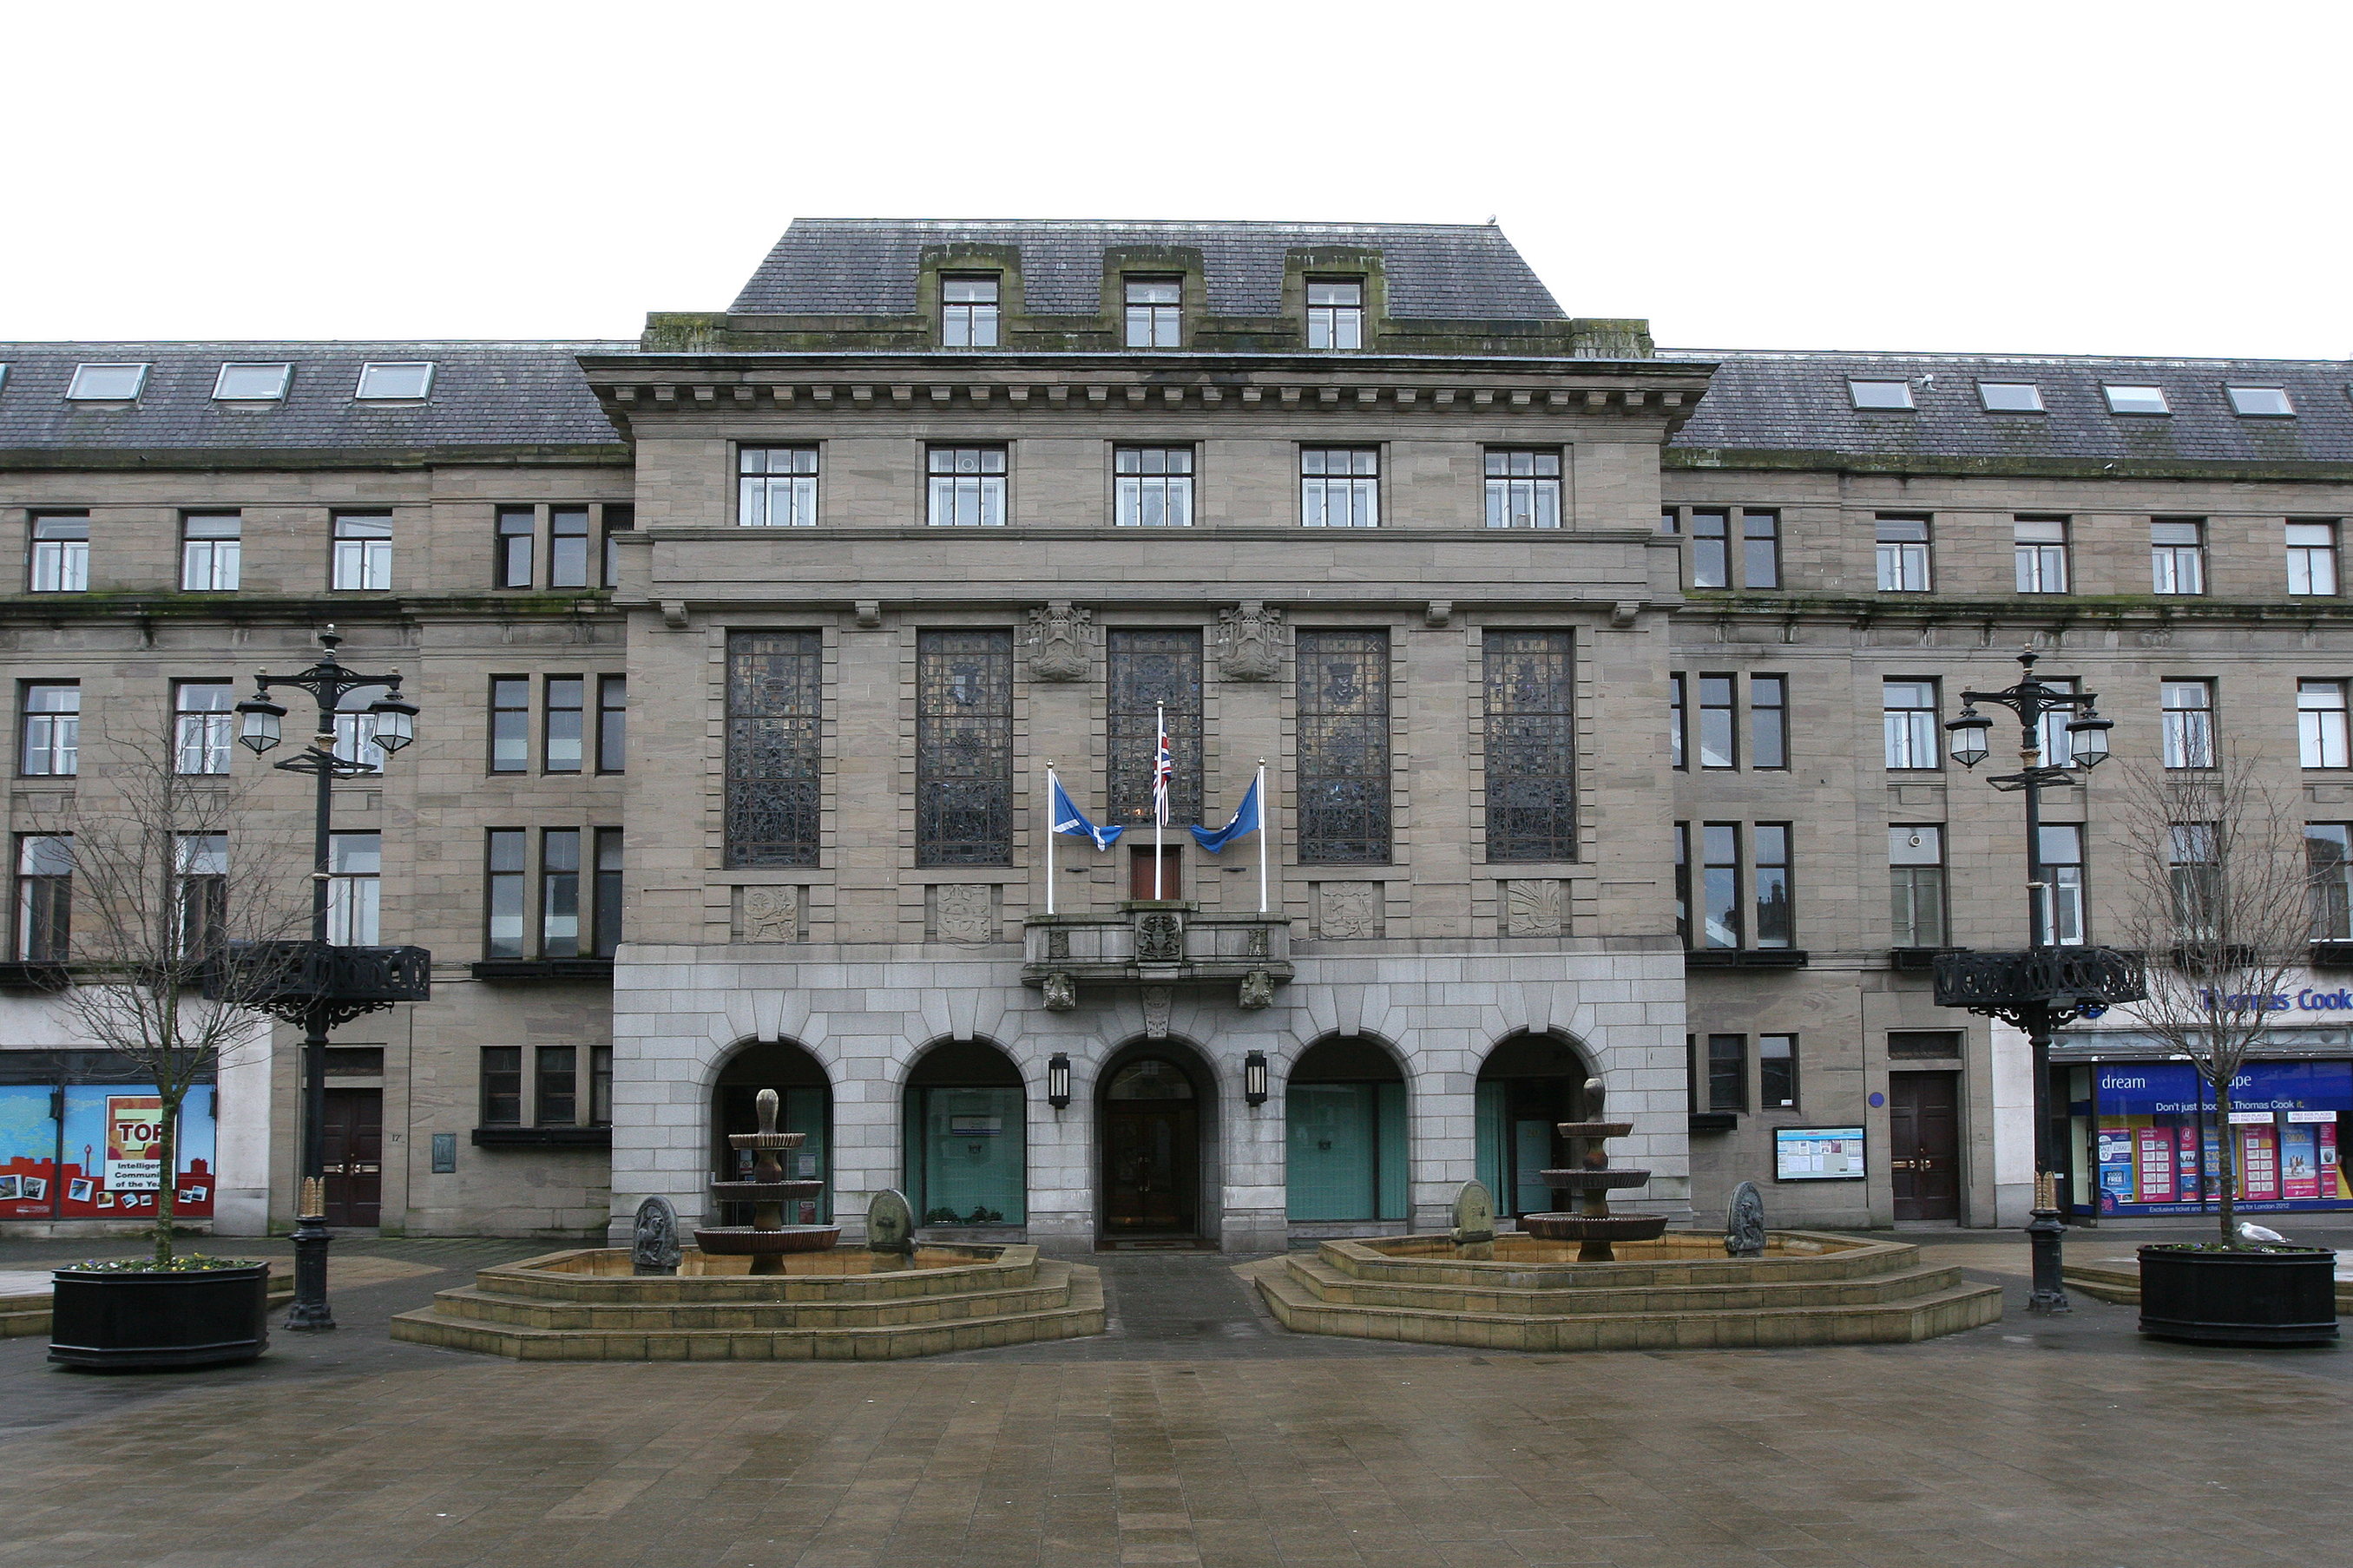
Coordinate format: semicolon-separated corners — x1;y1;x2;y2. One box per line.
2134;1128;2176;1203
2177;1124;2203;1199
2238;1124;2281;1202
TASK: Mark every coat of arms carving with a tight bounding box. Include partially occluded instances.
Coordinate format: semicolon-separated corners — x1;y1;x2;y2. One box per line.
1217;601;1283;682
1027;600;1094;681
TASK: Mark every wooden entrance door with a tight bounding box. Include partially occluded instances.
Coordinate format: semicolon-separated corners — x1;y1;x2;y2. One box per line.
321;1087;383;1228
1889;1072;1961;1221
1102;1099;1199;1234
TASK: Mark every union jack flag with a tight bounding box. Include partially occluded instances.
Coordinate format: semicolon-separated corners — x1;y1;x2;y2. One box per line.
1152;711;1173;826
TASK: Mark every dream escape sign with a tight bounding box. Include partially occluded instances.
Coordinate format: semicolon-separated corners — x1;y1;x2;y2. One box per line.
103;1095;165;1191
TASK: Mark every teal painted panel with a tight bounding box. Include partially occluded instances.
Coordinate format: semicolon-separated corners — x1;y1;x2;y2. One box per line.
1515;1118;1554;1216
784;1086;831;1223
1476;1081;1507;1209
1288;1083;1376;1221
917;1086;1025;1225
1377;1080;1407;1221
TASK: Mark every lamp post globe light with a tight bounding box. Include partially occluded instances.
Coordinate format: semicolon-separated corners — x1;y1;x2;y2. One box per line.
224;627;431;1332
1934;651;2144;1315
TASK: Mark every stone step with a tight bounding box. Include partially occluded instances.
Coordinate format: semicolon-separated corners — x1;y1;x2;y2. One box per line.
470;1248;1041;1303
1246;1258;2002;1352
424;1274;1075;1331
1318;1231;1923;1289
1283;1252;1972;1315
388;1259;1104;1361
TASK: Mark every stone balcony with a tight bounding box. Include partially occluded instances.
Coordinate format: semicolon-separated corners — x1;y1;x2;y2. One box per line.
1022;903;1293;1016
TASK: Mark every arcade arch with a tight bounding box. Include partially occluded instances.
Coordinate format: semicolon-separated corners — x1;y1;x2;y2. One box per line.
1476;1032;1596;1219
1096;1039;1219;1243
1285;1035;1409;1224
903;1039;1027;1228
712;1039;832;1224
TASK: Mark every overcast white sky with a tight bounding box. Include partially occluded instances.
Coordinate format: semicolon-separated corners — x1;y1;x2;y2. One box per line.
7;1;2346;359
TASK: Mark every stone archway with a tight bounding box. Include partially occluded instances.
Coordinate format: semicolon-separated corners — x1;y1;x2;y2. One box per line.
1475;1032;1596;1220
903;1038;1027;1232
1285;1034;1410;1228
1094;1038;1219;1244
713;1039;832;1224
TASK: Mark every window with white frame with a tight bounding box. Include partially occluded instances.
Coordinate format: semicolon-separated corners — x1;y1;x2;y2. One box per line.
1124;279;1181;347
212;362;290;400
174;833;227;955
2040;824;2086;946
30;515;89;594
1876;516;1931;592
1883;679;1939;770
333;685;389;771
1305;280;1364;350
739;446;819;527
66;364;148;400
1689;510;1730;588
927;447;1008;527
549;508;590;589
2151;519;2205;594
941;277;1000;347
326;831;381;945
1890;825;1946;948
1300;448;1378;528
332;514;392;590
2299;679;2350;768
181;513;240;591
1978;382;2044;412
1114;447;1193;527
2104;384;2169;415
15;835;71;961
2161;681;2215;770
174;682;234;776
354;362;434;399
2034;678;2080;768
1483;450;1561;528
20;684;78;777
2288;522;2340;596
1849;379;1914;410
2227;386;2295;417
1744;511;1781;587
1754;823;1793;948
2014;518;2069;593
496;507;535;587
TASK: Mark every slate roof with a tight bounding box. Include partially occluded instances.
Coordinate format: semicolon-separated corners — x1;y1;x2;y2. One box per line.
727;219;1568;321
0;342;629;456
1667;350;2353;466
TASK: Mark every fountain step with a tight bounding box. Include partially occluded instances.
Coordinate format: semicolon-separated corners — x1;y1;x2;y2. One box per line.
390;1259;1104;1361
459;1246;1047;1304
1318;1230;1926;1288
1279;1252;1979;1316
420;1274;1078;1332
1248;1258;2001;1352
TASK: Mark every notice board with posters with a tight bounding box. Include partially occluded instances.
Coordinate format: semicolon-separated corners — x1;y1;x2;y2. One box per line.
1774;1126;1867;1181
2092;1060;2351;1216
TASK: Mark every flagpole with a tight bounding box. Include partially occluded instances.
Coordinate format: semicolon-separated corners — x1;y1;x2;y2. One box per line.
1153;704;1165;901
1045;762;1055;916
1258;758;1268;915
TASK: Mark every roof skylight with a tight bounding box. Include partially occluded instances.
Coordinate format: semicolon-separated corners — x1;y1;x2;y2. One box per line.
214;362;292;401
66;363;150;401
1848;378;1914;410
1978;382;2044;412
2225;385;2295;417
354;362;435;400
2103;384;2170;415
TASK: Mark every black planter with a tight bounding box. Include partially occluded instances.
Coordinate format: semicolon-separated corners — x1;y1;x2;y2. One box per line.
2138;1245;2339;1347
48;1263;272;1369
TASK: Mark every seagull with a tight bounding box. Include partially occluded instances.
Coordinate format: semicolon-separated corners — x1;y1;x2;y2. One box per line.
2238;1220;2291;1246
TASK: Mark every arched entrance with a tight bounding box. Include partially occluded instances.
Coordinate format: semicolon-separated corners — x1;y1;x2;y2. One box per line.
1285;1036;1408;1225
1096;1043;1216;1242
1476;1033;1594;1220
713;1040;831;1224
903;1040;1026;1229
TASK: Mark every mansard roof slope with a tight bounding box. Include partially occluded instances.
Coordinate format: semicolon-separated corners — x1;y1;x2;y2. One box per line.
1667;348;2353;473
727;218;1568;321
0;341;630;462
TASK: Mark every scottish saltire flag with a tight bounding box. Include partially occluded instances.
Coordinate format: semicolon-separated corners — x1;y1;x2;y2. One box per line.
1152;715;1174;826
1190;775;1262;853
1049;772;1122;850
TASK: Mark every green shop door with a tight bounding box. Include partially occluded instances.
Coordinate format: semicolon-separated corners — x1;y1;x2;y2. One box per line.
905;1086;1026;1226
1285;1082;1406;1222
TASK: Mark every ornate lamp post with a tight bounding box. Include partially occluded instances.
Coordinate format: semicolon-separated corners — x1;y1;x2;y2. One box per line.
228;627;428;1331
1936;651;2144;1315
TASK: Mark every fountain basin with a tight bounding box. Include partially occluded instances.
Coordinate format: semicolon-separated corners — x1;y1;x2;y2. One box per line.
1538;1168;1653;1191
1552;1121;1633;1138
708;1179;824;1203
1522;1212;1671;1243
693;1224;841;1256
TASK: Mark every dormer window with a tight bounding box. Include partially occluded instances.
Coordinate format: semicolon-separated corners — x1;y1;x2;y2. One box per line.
1978;382;2043;412
1306;279;1364;350
213;362;292;401
2103;384;2169;415
1125;279;1181;347
66;363;149;401
942;276;1000;347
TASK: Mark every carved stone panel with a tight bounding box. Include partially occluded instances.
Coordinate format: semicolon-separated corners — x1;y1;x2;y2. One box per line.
1134;910;1182;964
734;884;800;942
1502;879;1565;937
1216;600;1283;681
1315;882;1382;940
1027;600;1094;681
631;1197;680;1276
1141;983;1173;1040
930;883;998;943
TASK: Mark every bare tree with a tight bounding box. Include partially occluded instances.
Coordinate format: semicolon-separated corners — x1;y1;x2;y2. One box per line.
2106;742;2314;1244
31;702;310;1263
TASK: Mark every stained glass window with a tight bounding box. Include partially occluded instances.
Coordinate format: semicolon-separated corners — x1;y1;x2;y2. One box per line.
1483;630;1576;861
1296;630;1390;863
726;632;822;867
917;630;1014;865
1107;629;1202;828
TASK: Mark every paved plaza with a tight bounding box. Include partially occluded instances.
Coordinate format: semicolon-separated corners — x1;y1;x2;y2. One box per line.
0;1228;2345;1567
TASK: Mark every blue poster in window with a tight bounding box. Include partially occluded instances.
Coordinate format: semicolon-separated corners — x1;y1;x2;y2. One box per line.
2092;1060;2351;1214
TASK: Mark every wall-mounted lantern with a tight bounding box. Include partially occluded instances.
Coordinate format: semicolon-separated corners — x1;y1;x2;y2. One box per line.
1047;1053;1071;1109
1244;1050;1269;1107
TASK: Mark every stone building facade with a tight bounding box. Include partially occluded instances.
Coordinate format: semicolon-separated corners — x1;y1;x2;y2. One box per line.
2;220;2349;1243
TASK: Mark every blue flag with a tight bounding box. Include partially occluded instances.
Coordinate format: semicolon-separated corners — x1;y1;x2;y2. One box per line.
1050;773;1123;850
1190;775;1261;853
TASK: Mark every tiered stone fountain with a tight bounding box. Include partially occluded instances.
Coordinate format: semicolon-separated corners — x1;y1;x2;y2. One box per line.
693;1088;839;1271
1519;1077;1668;1262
